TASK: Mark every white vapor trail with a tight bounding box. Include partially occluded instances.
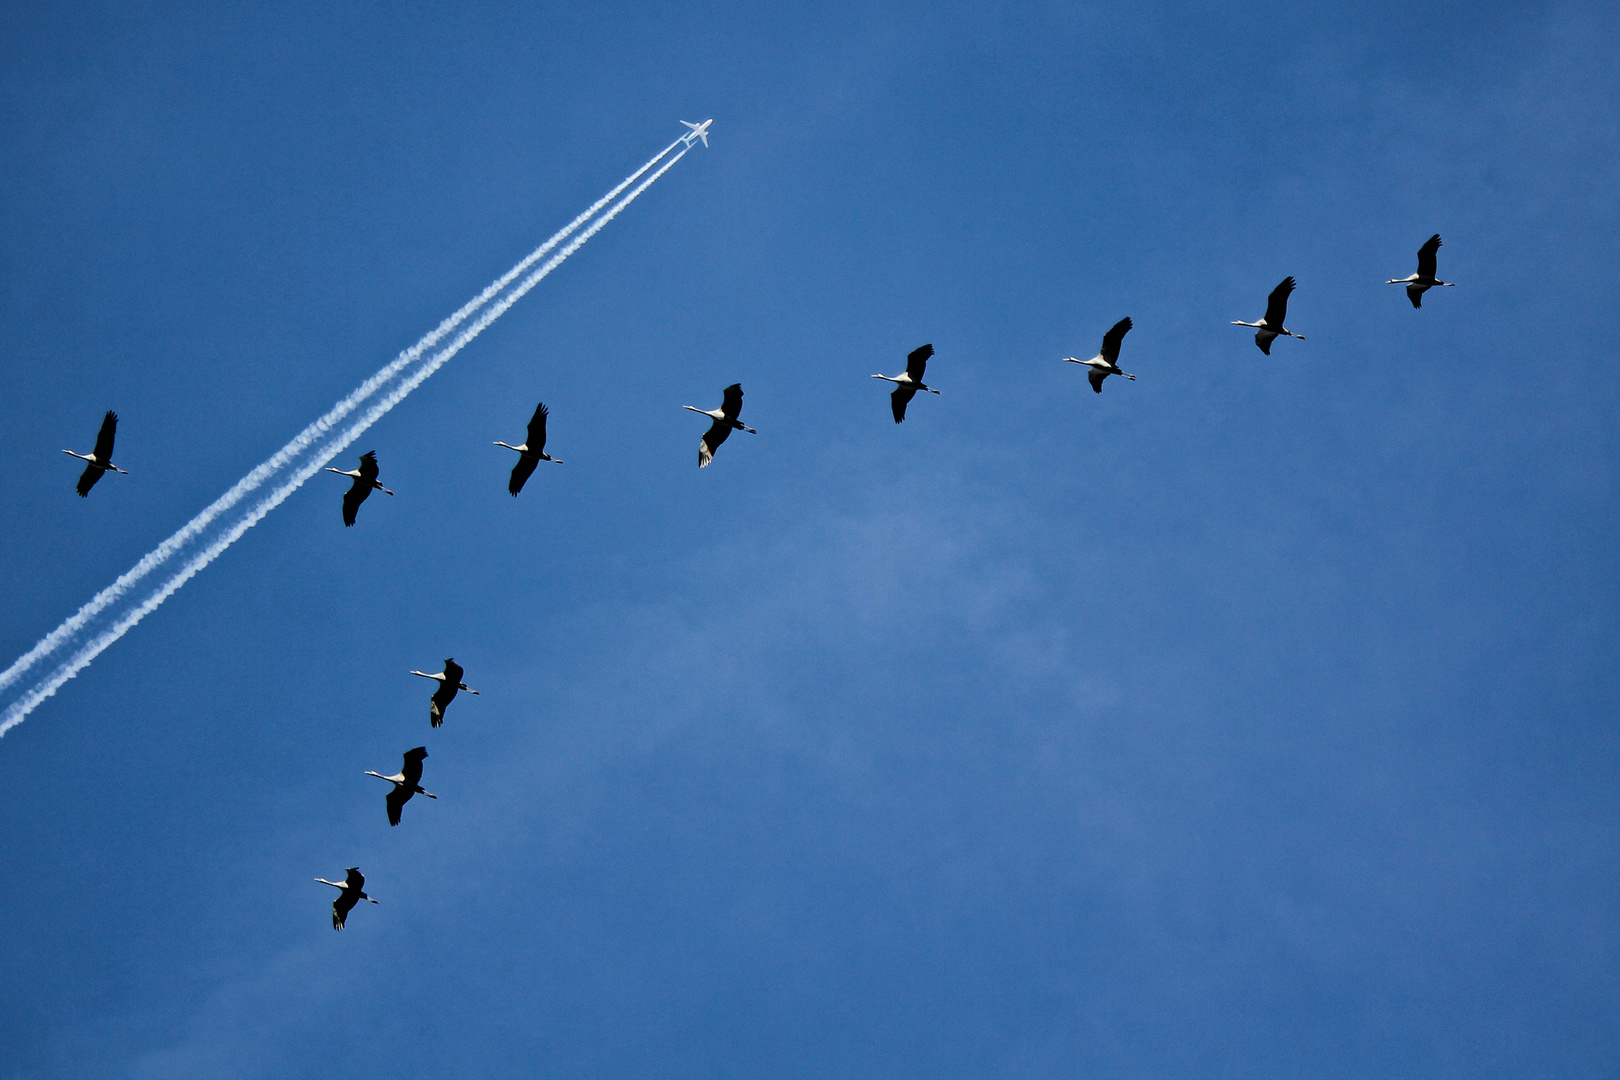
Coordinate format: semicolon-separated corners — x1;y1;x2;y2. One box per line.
0;140;690;736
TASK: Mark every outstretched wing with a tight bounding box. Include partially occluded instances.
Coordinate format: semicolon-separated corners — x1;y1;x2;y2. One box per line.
508;454;539;496
905;344;933;381
1416;234;1441;279
332;890;356;930
720;383;744;422
429;683;458;726
386;785;408;827
1264;277;1295;327
76;463;103;497
1407;284;1424;309
345;867;365;890
891;385;917;423
1255;329;1275;355
1089;369;1106;394
402;746;428;787
699;420;731;467
357;451;380;484
92;411;118;462
526;403;549;454
1099;318;1131;364
341;481;369;526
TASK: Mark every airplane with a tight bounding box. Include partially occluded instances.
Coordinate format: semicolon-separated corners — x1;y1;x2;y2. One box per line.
679;119;712;148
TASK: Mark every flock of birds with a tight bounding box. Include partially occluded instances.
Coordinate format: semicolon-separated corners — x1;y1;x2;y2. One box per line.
56;234;1456;929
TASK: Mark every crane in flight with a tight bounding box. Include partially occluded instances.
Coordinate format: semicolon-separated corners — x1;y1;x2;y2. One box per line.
314;867;377;930
1387;234;1455;308
494;402;562;496
684;383;755;468
873;344;940;423
64;411;129;497
1232;277;1306;354
324;451;393;526
366;746;437;826
1064;318;1137;393
411;658;479;728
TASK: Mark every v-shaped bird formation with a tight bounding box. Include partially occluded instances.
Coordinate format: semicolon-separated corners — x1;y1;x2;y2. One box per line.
53;232;1458;929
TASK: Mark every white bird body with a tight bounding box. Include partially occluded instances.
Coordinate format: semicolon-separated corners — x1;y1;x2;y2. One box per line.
315;867;378;930
1386;234;1455;308
323;451;394;526
410;659;478;728
65;411;129;496
684;383;755;467
366;746;436;826
1064;318;1136;393
495;402;562;496
1232;277;1305;354
873;344;940;423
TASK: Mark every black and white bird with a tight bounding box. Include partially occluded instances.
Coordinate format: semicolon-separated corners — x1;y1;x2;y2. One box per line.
872;344;940;423
314;867;377;930
1387;234;1455;308
683;383;756;468
494;402;563;496
410;658;478;728
64;411;129;497
1232;277;1306;354
366;746;437;827
324;451;393;526
1064;318;1137;393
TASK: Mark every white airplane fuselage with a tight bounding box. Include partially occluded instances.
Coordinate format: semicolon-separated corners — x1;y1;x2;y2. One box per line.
680;119;712;148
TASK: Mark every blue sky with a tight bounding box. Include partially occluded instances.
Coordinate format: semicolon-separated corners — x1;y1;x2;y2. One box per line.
2;1;1618;1077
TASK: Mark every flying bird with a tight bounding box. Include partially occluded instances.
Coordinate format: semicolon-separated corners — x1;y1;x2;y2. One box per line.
324;451;394;526
1064;318;1137;393
64;411;129;497
314;866;377;930
873;344;940;423
1232;277;1306;354
366;746;437;827
494;402;563;495
1387;234;1455;308
410;658;478;728
683;383;756;468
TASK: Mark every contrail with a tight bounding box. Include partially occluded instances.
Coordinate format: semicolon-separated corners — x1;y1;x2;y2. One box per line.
0;141;690;736
0;136;682;705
